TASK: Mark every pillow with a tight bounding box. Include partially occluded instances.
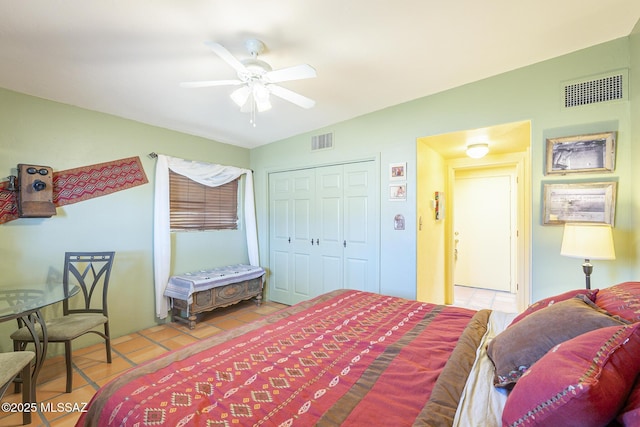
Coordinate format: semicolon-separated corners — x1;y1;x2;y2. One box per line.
487;295;628;388
595;281;640;323
502;323;640;427
508;288;598;327
617;376;640;426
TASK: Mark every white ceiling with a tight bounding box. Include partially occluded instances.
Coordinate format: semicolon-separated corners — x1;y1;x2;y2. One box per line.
1;1;639;149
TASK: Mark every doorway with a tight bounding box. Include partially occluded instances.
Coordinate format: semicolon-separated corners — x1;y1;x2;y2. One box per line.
416;120;531;312
453;166;516;293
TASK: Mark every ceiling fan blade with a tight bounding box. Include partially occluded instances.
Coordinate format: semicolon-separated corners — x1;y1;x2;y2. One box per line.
204;41;247;74
269;85;315;109
265;64;317;83
180;80;242;88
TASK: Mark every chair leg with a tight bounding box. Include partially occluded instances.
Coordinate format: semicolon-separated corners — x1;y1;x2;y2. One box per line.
64;340;72;393
104;323;112;363
21;362;32;425
13;340;23;394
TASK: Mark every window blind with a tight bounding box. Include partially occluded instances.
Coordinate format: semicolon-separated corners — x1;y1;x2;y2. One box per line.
169;170;239;230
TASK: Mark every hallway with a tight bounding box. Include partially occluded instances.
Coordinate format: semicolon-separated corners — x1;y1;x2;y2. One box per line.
452;285;518;313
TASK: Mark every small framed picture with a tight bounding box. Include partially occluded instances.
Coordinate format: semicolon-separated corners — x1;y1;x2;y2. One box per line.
389;183;407;201
545;131;616;175
390;162;406;181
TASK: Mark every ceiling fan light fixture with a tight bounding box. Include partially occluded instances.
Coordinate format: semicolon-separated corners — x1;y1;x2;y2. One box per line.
230;86;251;108
466;142;489;159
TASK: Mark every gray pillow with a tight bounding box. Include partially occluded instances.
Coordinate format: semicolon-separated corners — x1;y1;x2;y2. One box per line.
486;295;628;388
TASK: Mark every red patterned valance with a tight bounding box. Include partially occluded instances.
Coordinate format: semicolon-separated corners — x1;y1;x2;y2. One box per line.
0;156;148;224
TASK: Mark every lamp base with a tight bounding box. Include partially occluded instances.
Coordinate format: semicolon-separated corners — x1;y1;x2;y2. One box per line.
582;259;593;290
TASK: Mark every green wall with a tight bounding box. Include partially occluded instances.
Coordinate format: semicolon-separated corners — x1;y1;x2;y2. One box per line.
252;36;638;303
0;88;251;354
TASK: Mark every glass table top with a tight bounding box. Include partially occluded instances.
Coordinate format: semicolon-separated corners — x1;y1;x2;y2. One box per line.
0;283;80;321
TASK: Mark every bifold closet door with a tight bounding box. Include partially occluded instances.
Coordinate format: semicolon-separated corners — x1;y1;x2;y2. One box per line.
269;169;315;305
269;161;378;305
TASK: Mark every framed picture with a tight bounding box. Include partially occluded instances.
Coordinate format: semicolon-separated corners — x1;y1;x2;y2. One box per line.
389;162;406;181
389;183;407;201
543;181;617;225
545;131;616;175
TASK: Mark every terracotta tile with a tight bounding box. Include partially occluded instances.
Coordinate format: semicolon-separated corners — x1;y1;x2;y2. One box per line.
234;311;264;322
188;324;223;339
162;335;199;350
144;325;185;342
37;370;87;394
82;357;135;383
127;345;169;365
112;334;155;354
209;318;246;331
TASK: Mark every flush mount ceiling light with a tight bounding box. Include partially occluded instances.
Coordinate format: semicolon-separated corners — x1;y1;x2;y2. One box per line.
181;39;316;127
466;142;489;159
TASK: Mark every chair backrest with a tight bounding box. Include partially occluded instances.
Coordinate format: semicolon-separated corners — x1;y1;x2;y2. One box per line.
62;251;115;316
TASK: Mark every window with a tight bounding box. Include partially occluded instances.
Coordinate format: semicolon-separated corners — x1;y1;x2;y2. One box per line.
169;170;239;231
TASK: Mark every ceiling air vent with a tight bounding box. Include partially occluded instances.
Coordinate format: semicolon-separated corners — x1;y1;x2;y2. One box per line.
311;132;334;151
562;70;627;108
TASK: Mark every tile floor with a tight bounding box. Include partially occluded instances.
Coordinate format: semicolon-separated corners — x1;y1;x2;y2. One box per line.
0;299;288;427
452;284;519;313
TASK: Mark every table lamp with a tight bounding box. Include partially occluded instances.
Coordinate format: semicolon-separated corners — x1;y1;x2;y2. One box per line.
560;223;615;289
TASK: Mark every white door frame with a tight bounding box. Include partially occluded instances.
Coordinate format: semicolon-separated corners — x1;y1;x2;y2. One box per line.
445;151;531;312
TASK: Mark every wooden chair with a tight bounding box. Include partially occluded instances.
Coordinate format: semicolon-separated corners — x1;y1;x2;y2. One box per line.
11;251;115;393
0;351;35;425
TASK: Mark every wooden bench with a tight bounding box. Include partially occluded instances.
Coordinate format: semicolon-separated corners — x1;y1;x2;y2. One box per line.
165;264;265;329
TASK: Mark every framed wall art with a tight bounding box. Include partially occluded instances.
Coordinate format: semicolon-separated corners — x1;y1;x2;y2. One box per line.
389;183;407;201
389;162;406;181
545;131;616;175
543;181;617;225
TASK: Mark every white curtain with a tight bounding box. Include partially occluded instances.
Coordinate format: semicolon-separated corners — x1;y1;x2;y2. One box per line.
153;154;259;318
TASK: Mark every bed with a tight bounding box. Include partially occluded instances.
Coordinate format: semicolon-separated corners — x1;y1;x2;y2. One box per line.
77;282;640;427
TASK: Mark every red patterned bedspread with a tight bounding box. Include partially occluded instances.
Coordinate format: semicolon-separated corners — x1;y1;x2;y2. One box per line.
77;290;477;426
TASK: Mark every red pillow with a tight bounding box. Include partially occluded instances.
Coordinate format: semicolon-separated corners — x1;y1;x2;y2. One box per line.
618;376;640;426
508;288;598;327
595;282;640;322
502;323;640;427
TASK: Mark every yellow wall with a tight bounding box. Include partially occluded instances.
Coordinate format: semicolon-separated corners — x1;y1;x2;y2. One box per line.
416;142;447;304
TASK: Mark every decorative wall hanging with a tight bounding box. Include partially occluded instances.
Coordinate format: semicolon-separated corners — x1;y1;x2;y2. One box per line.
0;156;148;225
0;180;19;224
545;131;616;175
54;156;148;206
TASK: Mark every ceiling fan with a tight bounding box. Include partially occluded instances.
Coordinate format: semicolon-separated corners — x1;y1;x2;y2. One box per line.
181;39;317;125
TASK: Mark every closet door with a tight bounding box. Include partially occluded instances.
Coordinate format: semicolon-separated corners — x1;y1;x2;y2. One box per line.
314;165;344;294
343;162;378;294
268;161;378;305
269;169;315;304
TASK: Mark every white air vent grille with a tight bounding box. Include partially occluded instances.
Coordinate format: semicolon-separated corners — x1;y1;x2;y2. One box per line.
311;132;334;151
563;71;626;108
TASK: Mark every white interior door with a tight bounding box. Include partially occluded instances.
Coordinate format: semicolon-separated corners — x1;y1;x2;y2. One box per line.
453;169;515;292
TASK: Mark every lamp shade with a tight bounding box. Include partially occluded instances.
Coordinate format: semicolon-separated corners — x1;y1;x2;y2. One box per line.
561;223;615;260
